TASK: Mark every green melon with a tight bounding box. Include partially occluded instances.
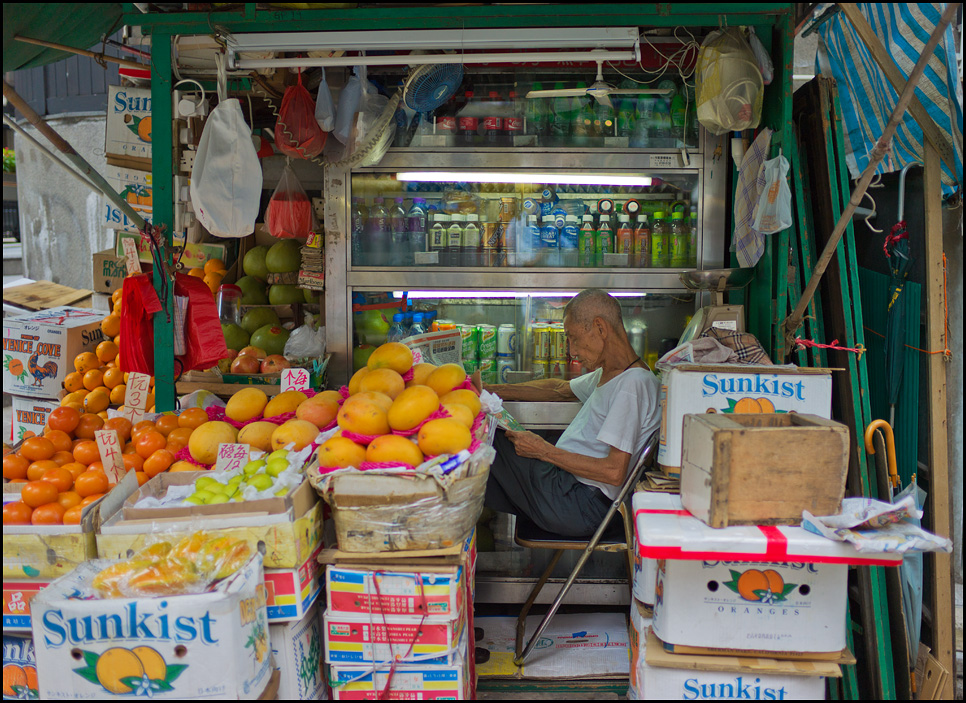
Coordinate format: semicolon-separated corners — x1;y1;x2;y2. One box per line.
243;246;270;281
265;239;302;273
250;325;291;356
241;307;282;335
268;284;307;305
221;323;250;352
236;276;268;305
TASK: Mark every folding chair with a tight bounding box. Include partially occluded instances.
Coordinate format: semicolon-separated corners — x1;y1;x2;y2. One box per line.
512;431;659;665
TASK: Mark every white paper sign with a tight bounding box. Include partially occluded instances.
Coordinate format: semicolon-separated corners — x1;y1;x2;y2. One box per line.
124;372;151;409
95;429;125;483
214;443;250;473
121;406;146;424
121;236;141;275
281;368;310;392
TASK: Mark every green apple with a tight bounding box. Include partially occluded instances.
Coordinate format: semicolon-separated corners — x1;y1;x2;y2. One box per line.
243;459;266;475
266;458;289;477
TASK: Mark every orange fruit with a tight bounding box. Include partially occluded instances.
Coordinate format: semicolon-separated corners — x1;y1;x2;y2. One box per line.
145;393;155;411
73;440;101;467
62;504;85;525
31;502;66;525
96;341;119;365
83;388;110;414
112;288;124;306
115;352;122;368
167;427;193;446
143;449;175;478
203;272;225;293
165;440;185;455
62;390;88;407
80;493;105;507
132;421;156;439
63;371;85;393
75;414;104;439
74;470;109;498
96;647;144;694
155;414;180;436
110;385;127;405
41;466;74;493
113;300;122;317
2;502;33;525
21;437;56;462
135;431;167;459
101;314;121;339
103;367;124;390
47;406;81;434
178;408;208;430
187;267;206;278
122;453;144;473
43;430;74;453
135;471;150;486
50;450;75;467
82;368;104;391
103;417;133;443
57;491;82;511
2;454;29;480
26;460;58;481
87;461;104;474
21;480;59;508
62;462;88;480
62;400;84;414
73;352;101;374
204;258;225;274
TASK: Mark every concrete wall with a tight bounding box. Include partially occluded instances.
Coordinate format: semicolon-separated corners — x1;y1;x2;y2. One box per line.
13;115;115;291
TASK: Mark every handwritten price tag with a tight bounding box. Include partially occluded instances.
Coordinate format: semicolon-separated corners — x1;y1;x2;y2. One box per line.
95;430;125;483
281;368;310;393
121;237;141;275
125;372;151;410
121;406;146;424
214;444;250;473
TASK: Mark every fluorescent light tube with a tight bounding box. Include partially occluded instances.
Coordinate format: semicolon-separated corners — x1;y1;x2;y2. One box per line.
396;172;653;187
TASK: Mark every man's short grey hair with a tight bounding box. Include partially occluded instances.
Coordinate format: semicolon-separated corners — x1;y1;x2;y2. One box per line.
564;289;624;331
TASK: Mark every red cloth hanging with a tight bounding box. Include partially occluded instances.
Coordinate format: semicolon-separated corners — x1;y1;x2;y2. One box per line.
119;274;162;374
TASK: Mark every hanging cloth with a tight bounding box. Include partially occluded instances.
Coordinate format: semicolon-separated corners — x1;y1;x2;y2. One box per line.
732;127;772;267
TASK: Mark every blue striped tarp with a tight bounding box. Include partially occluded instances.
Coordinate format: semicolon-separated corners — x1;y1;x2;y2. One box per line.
816;3;963;197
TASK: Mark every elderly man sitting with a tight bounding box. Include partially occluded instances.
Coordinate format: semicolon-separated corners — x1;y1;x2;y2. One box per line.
483;289;660;537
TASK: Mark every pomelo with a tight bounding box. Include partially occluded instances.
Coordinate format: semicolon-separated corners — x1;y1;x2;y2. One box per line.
241;307;281;335
222;323;250;352
236;275;268;304
268;284;307;305
265;239;301;273
250;325;291;356
243;246;270;280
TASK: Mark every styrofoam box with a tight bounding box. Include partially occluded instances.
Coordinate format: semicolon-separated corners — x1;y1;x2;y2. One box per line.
3;307;105;400
326;565;464;620
639;656;825;700
628;600;653;696
637;509;901;653
323;609;465;666
269;604;328;701
31;555;273;700
9;396;58;444
657;365;832;470
632;492;683;605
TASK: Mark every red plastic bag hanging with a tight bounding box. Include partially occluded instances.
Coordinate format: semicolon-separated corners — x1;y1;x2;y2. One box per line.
266;163;315;239
174;273;228;372
119;274;162;375
275;70;327;159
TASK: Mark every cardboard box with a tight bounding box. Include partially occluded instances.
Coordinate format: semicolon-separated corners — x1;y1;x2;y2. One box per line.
103;166;152;232
31;555;273;700
325;565;465;620
2;280;92;312
92;248;134;295
269;605;328;700
106;85;152;169
632;491;682;606
2;306;106;400
264;544;323;623
638;630;835;700
3;472;137;580
681;413;849;527
657;365;833;472
636;508;901;653
323;609;465;666
8;395;58;444
2;581;49;632
628;599;653;696
115;231;237;270
2;633;38;701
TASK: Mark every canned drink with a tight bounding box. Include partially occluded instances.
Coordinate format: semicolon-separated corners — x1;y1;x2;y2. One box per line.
497;324;517;355
482;222;500;266
497;357;515;383
480;357;497;384
463;358;479;375
460;324;479;361
531;359;549;379
551;324;567;359
531;323;551;360
498;197;517;222
549;358;567;379
477;324;497;360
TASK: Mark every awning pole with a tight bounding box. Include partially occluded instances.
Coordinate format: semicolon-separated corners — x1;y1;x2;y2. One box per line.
2;80;148;231
13;34;149;71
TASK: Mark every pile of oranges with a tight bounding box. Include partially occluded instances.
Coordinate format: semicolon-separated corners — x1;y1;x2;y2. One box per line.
186;258;227;294
2;405;211;526
59;289;156;416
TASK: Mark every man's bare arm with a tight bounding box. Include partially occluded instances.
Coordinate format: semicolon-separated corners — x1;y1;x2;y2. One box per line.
484;378;576;402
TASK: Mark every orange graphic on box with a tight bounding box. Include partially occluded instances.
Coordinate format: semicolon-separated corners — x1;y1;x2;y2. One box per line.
723;568;799;604
73;646;186;696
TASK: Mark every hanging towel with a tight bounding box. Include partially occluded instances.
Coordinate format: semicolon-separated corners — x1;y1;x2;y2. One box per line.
732;127;772;267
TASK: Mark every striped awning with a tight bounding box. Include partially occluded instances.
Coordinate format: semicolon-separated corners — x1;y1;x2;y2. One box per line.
816;3;963;197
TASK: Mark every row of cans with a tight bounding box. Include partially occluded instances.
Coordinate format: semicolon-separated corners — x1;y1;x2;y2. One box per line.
464;356;516;384
531;322;568;361
460;323;517;363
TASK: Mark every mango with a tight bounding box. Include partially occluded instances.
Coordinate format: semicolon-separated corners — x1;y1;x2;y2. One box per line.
263;390;308;418
317;436;367;469
417;418;472;457
388;385;439;432
425;363;467;397
225;387;269;422
237;421;277;452
337;396;390;436
270;419;320;451
365;434;424;467
359;368;406;399
367;342;414;375
439;388;482;418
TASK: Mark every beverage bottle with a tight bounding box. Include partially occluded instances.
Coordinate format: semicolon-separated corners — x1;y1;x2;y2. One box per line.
597;98;615;139
616;214;634;263
633;214;651;268
522;215;540;266
670;88;687;147
446;213;464;267
670;211;690;268
367;197;390;267
560;215;580;267
428;211;449;265
634;97;655;148
540;216;559;267
550;83;571;142
526;82;550;138
616;79;638;139
652;98;671;146
596;215;614;266
505;91;523;145
457;91;478;148
572;94;596;146
689;208;698;267
350;196;367;265
389;197;408;264
405;197;428;264
462;213;481;268
578;214;596;267
410;312;428;337
483;91;504;146
387;313;408;343
650;211;670;267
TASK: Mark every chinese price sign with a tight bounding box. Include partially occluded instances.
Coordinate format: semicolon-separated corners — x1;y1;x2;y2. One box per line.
95;429;125;483
281;368;310;393
121;237;141;275
123;372;151;424
214;444;250;473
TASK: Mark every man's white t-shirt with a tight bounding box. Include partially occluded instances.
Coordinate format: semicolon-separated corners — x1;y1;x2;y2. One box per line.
555;366;661;500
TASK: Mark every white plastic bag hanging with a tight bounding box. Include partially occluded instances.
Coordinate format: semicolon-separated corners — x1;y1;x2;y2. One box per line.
695;28;764;135
752;152;792;234
747;27;774;85
333;66;364;144
190;54;262;237
315;67;336;132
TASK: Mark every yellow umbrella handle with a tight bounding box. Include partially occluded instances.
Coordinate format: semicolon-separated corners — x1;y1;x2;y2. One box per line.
864;419;899;489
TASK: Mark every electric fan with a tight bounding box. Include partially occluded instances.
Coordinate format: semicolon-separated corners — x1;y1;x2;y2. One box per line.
403;63;465;112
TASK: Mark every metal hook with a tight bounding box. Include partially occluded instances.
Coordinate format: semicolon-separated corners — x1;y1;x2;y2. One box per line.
862;190;883;233
897;162;916;222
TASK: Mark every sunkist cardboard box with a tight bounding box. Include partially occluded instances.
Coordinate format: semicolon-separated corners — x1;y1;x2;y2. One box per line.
2;306;105;400
657;364;833;472
105;85;151;169
103;165;152;233
2;633;38;701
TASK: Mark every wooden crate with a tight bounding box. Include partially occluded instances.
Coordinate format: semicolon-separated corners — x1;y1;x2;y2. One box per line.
680;413;848;527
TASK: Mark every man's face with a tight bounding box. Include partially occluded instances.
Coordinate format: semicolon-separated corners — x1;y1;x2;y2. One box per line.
563;313;605;371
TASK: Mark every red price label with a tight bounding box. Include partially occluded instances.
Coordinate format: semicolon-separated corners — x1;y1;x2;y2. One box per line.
95;430;125;483
214;444;250;473
124;372;151;410
281;368;310;393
